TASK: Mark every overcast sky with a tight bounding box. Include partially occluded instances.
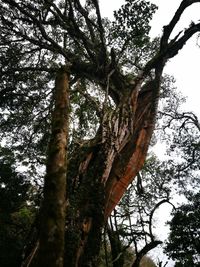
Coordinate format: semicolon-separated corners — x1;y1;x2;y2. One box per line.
148;3;200;265
99;0;200;117
150;0;200;117
98;1;200;265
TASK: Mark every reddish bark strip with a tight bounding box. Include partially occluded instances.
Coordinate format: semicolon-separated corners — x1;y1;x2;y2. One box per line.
104;81;159;219
105;126;152;218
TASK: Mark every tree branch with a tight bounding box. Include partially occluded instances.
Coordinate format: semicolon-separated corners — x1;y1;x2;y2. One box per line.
132;240;162;267
149;199;175;240
160;0;200;48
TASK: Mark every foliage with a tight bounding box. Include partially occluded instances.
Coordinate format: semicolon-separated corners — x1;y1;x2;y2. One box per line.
0;0;200;266
103;75;200;265
165;192;200;266
0;146;36;267
110;0;157;54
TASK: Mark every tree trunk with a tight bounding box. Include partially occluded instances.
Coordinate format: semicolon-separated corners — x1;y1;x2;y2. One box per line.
32;66;70;267
107;226;124;267
65;144;106;267
24;66;163;267
65;73;162;266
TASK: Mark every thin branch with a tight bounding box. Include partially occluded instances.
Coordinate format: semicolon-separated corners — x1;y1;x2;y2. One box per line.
103;69;115;109
149;199;175;240
74;0;97;42
92;0;106;46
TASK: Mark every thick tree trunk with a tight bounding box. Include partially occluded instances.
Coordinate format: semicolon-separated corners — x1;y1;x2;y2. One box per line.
104;79;160;218
65;144;106;267
65;74;162;266
32;66;70;267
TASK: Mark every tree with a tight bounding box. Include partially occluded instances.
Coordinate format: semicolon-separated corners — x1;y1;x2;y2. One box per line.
1;0;200;266
103;153;173;267
99;242;157;267
0;146;34;267
99;76;200;267
30;67;70;267
165;192;200;266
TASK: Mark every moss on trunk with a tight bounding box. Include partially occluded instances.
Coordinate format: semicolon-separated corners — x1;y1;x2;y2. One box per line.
32;66;70;267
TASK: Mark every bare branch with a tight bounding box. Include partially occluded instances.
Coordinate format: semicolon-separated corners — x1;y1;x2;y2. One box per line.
149;199;175;239
132;240;162;267
161;0;200;48
74;0;97;41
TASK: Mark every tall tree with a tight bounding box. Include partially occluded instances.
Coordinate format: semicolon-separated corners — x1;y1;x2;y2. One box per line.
165;192;200;266
31;67;70;267
1;0;200;266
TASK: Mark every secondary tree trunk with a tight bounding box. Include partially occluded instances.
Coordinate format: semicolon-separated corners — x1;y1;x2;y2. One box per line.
32;66;70;267
107;226;125;267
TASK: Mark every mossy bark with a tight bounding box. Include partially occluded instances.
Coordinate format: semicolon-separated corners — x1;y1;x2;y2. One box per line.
65;144;106;267
32;67;70;267
64;75;162;266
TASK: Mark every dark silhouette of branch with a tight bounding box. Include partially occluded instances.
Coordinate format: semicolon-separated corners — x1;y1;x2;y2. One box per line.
161;0;200;48
149;199;175;240
144;0;200;75
132;240;162;267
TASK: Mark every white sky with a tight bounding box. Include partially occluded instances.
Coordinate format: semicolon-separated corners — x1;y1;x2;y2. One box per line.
149;3;200;265
99;1;200;266
150;0;200;117
99;0;200;117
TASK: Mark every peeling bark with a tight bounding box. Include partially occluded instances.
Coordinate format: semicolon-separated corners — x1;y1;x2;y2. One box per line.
104;80;160;218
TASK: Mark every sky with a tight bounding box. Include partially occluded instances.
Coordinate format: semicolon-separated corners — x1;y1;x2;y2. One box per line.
99;0;200;117
98;1;200;266
150;0;200;117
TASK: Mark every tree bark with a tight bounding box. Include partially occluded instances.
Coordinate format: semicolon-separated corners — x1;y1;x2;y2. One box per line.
104;76;162;218
32;66;70;267
65;144;106;267
65;73;163;266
